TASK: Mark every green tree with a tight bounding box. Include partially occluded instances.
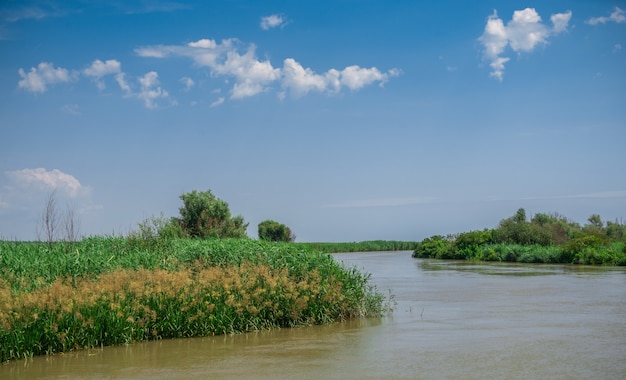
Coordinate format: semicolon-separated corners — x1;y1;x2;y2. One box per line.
258;220;295;242
175;189;248;239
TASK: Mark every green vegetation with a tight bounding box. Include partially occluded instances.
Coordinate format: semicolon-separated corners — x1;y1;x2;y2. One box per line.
413;209;626;265
258;220;295;242
165;189;249;239
300;240;419;253
0;237;388;362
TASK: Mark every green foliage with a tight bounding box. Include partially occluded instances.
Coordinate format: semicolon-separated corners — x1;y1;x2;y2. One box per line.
492;208;552;246
0;238;388;362
258;220;295;242
412;236;455;259
412;208;626;266
453;229;493;256
301;240;419;253
174;189;249;239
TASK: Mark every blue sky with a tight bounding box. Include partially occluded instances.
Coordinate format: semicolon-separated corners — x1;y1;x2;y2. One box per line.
1;0;625;242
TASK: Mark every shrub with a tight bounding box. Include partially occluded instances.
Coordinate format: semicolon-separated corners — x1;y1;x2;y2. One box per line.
173;189;248;239
413;236;453;259
258;220;295;242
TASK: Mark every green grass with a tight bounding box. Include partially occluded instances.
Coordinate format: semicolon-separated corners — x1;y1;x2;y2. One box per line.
297;240;419;253
0;237;389;362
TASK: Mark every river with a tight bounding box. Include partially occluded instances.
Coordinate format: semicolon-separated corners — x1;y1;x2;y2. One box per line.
2;251;625;379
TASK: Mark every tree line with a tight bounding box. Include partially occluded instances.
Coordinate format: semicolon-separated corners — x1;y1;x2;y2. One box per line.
413;208;626;265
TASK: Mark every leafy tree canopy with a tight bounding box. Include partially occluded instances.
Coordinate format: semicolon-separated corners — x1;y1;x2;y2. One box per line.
175;189;248;239
258;220;295;242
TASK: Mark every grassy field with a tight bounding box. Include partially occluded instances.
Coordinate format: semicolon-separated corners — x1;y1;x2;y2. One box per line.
0;237;389;362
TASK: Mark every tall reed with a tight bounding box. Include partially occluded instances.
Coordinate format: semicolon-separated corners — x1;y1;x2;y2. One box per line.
0;237;388;362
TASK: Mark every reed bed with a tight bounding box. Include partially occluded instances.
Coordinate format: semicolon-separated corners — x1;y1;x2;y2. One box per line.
0;237;387;362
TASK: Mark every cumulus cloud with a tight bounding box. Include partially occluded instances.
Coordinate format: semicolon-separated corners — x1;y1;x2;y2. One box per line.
17;62;73;93
478;8;571;81
586;7;625;25
136;38;398;101
280;59;398;97
110;70;168;108
137;71;169;108
6;168;90;198
551;11;573;33
83;59;121;89
260;14;286;30
115;72;131;93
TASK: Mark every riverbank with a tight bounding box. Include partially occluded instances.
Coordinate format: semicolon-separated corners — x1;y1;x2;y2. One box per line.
0;237;388;362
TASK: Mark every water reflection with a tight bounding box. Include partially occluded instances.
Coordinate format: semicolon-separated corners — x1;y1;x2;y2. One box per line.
2;251;625;379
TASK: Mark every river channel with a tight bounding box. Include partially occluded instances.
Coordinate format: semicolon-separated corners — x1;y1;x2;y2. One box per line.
2;251;625;379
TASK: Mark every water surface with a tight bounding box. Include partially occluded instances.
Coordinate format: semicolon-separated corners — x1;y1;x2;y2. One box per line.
3;251;625;379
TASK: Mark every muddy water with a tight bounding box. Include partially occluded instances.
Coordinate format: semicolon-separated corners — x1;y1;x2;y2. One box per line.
2;251;625;379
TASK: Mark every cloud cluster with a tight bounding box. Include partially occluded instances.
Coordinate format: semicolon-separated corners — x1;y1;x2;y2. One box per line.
18;58;171;108
83;59;121;89
6;168;90;198
18;62;74;93
478;8;572;81
136;38;398;101
586;7;625;25
18;22;397;107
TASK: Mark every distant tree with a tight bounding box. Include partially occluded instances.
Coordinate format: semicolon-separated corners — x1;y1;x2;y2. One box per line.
258;220;295;242
493;208;551;245
37;190;60;246
36;190;81;246
174;189;248;239
586;214;604;230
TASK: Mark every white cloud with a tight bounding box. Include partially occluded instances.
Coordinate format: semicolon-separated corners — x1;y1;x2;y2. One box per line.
17;62;72;93
112;71;168;108
188;38;216;48
586;7;625;25
614;43;622;53
180;76;194;91
137;71;169;108
218;47;281;99
115;72;131;93
136;38;274;99
340;65;393;90
210;97;224;108
260;14;286;30
281;58;330;96
83;59;121;89
478;8;571;81
137;39;280;99
6;168;90;198
280;58;398;98
551;11;572;33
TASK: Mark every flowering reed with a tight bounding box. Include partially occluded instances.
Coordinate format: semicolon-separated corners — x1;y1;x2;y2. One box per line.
0;238;386;361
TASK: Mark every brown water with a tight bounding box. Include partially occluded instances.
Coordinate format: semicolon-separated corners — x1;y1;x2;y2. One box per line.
2;251;626;379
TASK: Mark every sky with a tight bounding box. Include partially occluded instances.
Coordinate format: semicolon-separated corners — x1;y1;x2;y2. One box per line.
1;0;625;242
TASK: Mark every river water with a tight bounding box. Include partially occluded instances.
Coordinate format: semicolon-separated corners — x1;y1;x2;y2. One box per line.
2;251;625;379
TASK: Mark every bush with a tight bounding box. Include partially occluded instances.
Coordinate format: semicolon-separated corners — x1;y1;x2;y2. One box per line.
413;236;454;259
173;189;248;239
453;230;493;256
258;220;295;242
